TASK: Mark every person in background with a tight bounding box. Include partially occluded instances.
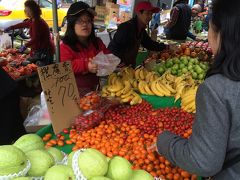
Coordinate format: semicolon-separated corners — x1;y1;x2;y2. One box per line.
0;67;26;145
108;1;168;67
60;2;110;96
164;0;192;40
4;0;54;66
156;0;240;178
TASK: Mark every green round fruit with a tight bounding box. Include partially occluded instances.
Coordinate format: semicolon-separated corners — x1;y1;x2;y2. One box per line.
107;156;133;180
44;165;75;180
26;149;55;177
179;63;186;69
172;64;179;70
171;69;177;75
13;177;31;180
13;134;44;153
78;148;108;179
192;72;198;79
0;145;27;176
182;68;188;74
131;170;154;180
198;73;205;80
46;147;64;163
90;176;112;180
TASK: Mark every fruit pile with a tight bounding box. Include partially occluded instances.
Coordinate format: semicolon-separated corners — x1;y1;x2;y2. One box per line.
0;133;156;180
102;67;199;112
43;101;196;179
0;48;37;80
147;42;213;63
79;91;101;111
153;56;209;80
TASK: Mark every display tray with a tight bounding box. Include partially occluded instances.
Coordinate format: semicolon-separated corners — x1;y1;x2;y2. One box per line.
36;95;181;154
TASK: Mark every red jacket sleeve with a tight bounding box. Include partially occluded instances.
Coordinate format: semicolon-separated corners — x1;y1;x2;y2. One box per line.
9;20;31;30
60;43;89;74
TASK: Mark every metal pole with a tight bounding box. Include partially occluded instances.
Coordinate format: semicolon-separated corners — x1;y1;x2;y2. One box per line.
52;0;60;63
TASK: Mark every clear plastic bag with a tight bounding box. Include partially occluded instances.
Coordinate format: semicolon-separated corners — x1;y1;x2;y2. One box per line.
92;51;121;76
0;32;11;51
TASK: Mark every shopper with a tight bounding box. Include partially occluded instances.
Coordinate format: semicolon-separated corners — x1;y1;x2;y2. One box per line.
164;0;192;40
4;0;54;65
108;1;167;67
0;67;26;145
60;1;110;96
156;0;240;178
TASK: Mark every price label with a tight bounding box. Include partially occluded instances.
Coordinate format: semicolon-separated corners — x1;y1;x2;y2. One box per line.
38;62;81;134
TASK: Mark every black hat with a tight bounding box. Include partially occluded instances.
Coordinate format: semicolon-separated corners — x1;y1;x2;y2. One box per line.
67;1;97;17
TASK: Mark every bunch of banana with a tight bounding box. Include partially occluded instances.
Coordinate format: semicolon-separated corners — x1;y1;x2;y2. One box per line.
181;85;199;113
145;71;159;83
138;80;155;95
108;73;118;86
134;66;149;80
120;66;135;81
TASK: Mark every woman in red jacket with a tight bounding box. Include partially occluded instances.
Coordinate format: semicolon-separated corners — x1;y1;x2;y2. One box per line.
5;0;54;65
60;1;110;96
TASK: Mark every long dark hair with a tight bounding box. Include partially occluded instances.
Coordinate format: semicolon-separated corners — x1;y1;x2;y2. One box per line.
24;0;41;19
206;0;240;81
62;11;99;52
173;0;188;7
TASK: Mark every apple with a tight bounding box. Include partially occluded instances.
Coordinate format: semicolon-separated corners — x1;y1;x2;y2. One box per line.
46;147;64;163
26;149;55;177
0;145;27;176
44;165;75;180
13;134;44;153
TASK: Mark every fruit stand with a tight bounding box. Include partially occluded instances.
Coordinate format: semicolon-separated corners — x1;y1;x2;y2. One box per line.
0;41;212;180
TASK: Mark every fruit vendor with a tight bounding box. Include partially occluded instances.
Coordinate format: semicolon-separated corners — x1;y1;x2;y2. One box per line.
108;1;168;67
156;0;240;178
164;0;192;40
4;0;54;66
0;67;26;145
60;2;110;96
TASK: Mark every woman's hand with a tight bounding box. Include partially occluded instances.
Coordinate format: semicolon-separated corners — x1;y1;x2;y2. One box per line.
88;59;98;73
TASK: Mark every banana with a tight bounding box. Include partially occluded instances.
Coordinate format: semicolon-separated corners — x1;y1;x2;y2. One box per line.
139;68;146;80
150;80;164;96
181;94;196;106
138;80;147;95
182;100;195;112
102;86;109;94
132;79;138;89
121;94;134;103
174;82;185;102
115;89;123;97
121;90;134;99
107;81;123;92
108;73;117;85
175;76;184;85
130;93;142;105
101;93;108;97
156;80;171;96
142;81;155;95
110;92;116;97
121;80;132;94
134;66;142;79
165;72;176;82
145;72;154;82
161;80;176;94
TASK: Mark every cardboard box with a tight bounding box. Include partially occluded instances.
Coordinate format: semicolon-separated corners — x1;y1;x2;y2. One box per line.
95;5;107;21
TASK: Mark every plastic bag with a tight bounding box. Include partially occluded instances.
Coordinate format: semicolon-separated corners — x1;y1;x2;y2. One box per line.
0;32;11;51
24;105;43;127
92;51;120;76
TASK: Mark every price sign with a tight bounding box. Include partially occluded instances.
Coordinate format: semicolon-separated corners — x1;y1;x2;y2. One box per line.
38;62;81;134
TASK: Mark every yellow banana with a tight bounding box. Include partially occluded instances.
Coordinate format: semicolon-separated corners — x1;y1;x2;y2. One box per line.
121;95;134;103
121;90;134;99
108;73;117;85
161;80;176;94
150;80;164;96
174;83;185;102
145;72;154;82
138;80;147;95
121;80;132;94
142;81;155;95
130;93;142;105
102;86;109;94
134;67;142;79
132;79;138;89
165;72;176;82
139;68;145;80
156;80;171;96
107;81;123;92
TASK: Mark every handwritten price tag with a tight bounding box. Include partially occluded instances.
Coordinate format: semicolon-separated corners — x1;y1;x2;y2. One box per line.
38;62;81;134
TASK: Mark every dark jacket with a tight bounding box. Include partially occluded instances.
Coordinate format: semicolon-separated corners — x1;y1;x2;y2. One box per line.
167;1;191;40
108;17;166;67
157;74;240;179
0;67;26;145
